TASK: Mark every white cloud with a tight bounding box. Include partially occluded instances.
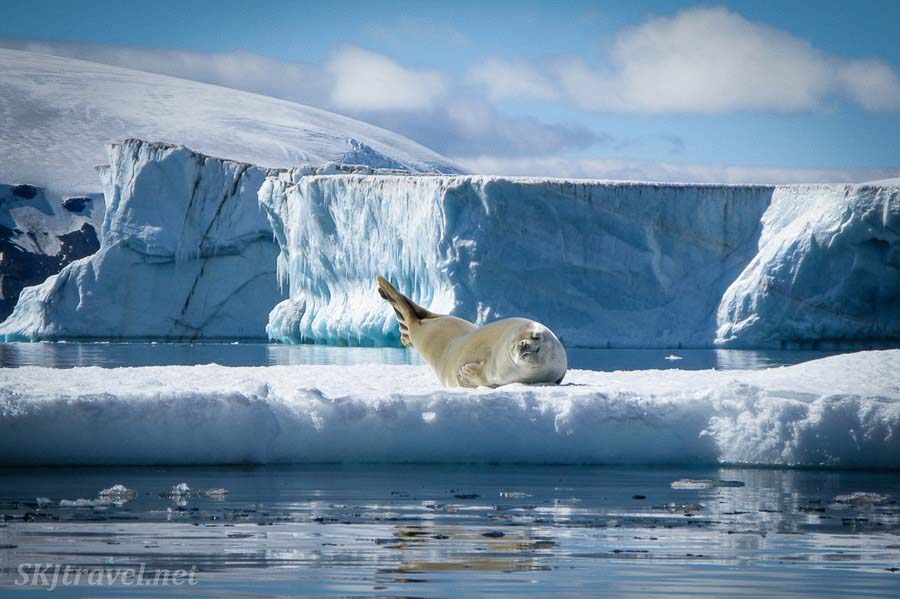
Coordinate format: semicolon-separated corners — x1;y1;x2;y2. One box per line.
328;46;447;112
467;58;558;102
837;59;900;111
469;6;900;113
456;155;900;185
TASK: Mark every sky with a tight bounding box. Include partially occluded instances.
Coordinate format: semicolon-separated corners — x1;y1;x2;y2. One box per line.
2;0;899;183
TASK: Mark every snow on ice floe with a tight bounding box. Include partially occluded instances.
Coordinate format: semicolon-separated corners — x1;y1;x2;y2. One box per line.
0;49;462;199
0;351;897;468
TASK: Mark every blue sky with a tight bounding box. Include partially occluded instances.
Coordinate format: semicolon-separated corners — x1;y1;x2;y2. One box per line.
2;0;899;181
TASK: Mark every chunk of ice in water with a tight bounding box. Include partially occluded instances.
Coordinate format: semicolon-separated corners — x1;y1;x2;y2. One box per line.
99;484;136;502
671;479;746;490
201;488;229;500
832;492;892;506
59;498;113;507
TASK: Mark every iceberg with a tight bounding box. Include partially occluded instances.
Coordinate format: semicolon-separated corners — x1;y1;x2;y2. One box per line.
261;175;899;348
259;174;775;347
0;350;897;467
716;184;900;347
0;140;284;340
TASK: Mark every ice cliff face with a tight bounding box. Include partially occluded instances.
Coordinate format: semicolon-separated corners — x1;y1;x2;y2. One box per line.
260;174;774;347
261;175;900;348
0;184;102;321
717;184;900;347
0;140;284;340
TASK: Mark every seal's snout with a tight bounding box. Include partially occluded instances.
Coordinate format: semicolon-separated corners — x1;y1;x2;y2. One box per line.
518;339;540;354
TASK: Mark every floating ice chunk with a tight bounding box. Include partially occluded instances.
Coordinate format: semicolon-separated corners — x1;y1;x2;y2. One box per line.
99;484;136;502
661;502;704;512
169;482;191;496
671;479;746;490
59;498;113;507
832;492;893;506
671;480;716;489
201;488;229;500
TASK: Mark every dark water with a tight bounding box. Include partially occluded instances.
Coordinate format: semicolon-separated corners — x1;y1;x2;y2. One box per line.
0;465;898;597
0;341;845;371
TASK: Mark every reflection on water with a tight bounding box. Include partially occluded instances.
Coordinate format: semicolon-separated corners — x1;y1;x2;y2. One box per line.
0;465;898;596
0;341;848;370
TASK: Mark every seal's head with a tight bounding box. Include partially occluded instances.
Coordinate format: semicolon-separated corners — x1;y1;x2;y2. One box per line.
509;322;567;384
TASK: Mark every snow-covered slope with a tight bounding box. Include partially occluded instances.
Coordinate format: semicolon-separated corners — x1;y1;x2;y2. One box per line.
1;351;897;467
865;177;900;185
0;140;284;340
0;184;102;321
0;49;463;200
717;185;900;347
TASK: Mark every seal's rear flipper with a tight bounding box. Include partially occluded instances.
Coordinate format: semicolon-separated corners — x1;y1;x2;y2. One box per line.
376;276;437;347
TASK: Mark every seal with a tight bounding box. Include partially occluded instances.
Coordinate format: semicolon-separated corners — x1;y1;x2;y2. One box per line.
376;276;567;388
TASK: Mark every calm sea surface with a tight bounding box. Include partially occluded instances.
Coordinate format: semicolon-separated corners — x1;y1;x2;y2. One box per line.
0;465;898;597
0;341;847;371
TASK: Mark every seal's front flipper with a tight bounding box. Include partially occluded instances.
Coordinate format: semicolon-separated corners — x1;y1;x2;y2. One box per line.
457;361;488;388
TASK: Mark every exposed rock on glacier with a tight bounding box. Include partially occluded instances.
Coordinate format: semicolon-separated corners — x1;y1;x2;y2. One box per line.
0;49;463;200
0;140;284;340
717;184;900;347
0;183;102;321
260;174;775;347
1;350;897;467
